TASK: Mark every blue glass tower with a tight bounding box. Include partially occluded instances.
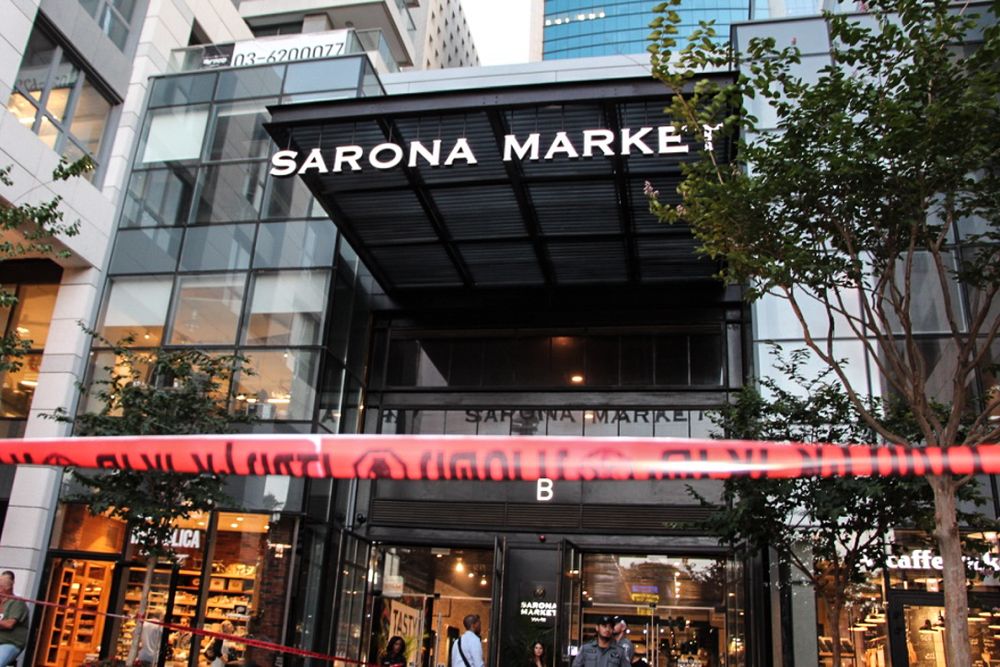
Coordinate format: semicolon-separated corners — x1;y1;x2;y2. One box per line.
543;0;751;59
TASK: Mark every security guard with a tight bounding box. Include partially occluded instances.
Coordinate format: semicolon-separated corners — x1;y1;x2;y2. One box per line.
572;616;627;667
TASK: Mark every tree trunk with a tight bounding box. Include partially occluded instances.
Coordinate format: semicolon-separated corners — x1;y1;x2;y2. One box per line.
928;475;971;667
127;557;157;665
827;593;844;667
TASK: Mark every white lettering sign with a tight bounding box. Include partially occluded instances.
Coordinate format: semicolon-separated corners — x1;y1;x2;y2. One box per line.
130;528;202;550
269;125;718;176
230;30;350;68
520;600;557;624
537;478;554;502
880;548;1000;573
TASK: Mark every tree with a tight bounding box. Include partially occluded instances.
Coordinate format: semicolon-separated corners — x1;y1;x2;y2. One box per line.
699;347;993;665
0;158;91;372
51;338;253;664
646;0;1000;663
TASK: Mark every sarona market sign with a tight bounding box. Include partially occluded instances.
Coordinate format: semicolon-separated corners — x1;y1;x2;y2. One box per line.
269;125;718;176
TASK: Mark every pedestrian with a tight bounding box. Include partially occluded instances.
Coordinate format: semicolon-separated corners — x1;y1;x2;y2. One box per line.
379;635;406;666
450;614;484;667
0;571;27;667
572;616;626;667
528;640;549;667
612;616;634;661
136;610;163;667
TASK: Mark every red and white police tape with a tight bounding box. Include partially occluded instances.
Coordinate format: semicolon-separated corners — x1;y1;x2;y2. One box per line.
0;434;998;479
8;592;377;666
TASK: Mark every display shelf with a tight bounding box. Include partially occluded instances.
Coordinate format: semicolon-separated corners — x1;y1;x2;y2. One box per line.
37;560;113;667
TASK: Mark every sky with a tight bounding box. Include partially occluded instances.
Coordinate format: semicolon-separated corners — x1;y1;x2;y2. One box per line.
461;0;535;66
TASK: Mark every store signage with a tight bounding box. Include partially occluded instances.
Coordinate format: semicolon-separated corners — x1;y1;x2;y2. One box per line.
269;125;697;176
388;600;420;638
383;575;404;598
130;528;202;549
537;477;554;501
883;548;1000;572
458;409;707;425
630;585;660;604
200;31;350;69
520;600;557;624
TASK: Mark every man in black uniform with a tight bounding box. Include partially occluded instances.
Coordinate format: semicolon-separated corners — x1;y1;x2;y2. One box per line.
572;616;626;667
612;616;635;662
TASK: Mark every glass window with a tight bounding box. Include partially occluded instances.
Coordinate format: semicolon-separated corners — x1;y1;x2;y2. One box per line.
207;101;273;162
244;270;328;346
885;252;964;334
7;284;58;349
264;173;321;219
253;221;337;268
620;335;653;385
690;333;724;385
48;502;126;552
140;107;209;163
586;336;618;386
234;349;318;421
169;274;245;345
513;337;550;385
193;162;267;223
655;334;688;385
109;228;182;274
216;66;283;100
6;23;114;166
318;358;345;433
326;268;354;364
120;167;197;227
450;339;482;386
179;224;255;272
80;348;154;413
282;58;364;95
0;353;41;418
99;276;172;345
148;73;216;108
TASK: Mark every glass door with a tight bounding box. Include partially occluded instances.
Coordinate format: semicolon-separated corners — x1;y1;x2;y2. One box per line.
557;540;582;666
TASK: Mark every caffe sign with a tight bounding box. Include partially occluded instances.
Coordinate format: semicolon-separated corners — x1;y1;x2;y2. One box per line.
270;125;711;176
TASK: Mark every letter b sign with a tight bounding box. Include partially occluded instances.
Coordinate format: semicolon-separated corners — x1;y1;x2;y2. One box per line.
537;478;554;502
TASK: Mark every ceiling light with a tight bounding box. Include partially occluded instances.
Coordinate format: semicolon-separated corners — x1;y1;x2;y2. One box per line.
15;327;29;335
230;523;238;528
455;560;465;573
468;572;475;578
570;374;584;383
480;576;487;586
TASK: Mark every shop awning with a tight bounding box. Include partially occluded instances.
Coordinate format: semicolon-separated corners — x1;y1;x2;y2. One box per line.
265;77;730;303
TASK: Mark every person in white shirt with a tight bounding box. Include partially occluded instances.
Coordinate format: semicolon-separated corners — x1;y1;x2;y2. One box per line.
451;614;485;667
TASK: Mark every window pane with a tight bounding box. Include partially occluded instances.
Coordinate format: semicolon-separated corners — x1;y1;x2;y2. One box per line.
100;6;129;49
140;107;209;163
326;268;353;363
169;274;245;345
244;270;328;346
282;58;363;94
655;334;688;385
45;60;80;121
235;349;318;421
179;224;254;272
79;0;99;16
620;335;653;385
68;78;111;155
6;91;38;129
14;28;58;100
551;335;584;386
81;348;154;413
0;353;42;418
264;173;320;219
99;276;172;345
513;337;549;385
8;284;58;349
207;101;273;162
121;167;197;227
109;228;182;273
112;0;136;22
885;252;964;334
253;221;337;268
216;66;283;100
194;162;267;223
586;336;618;386
690;333;724;386
449;339;482;386
149;73;216;107
386;339;417;386
38;116;60;149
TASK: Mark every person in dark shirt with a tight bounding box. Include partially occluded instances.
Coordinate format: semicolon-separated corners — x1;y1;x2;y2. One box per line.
379;636;406;667
528;640;549;667
572;616;626;667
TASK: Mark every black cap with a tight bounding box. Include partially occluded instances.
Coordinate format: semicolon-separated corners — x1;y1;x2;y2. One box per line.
612;616;625;624
597;615;615;625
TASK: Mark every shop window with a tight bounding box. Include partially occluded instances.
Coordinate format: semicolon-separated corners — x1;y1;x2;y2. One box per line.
234;349;318;420
6;23;115;169
98;276;172;345
49;503;127;553
79;0;136;50
168;274;245;345
79;348;154;414
35;558;114;667
243;270;328;346
0;283;59;419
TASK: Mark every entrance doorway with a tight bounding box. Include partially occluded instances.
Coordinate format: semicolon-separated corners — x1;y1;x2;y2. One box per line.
365;545;496;667
568;553;741;667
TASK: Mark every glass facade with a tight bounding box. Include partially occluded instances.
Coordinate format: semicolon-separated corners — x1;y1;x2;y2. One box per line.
96;57;384;433
542;0;751;59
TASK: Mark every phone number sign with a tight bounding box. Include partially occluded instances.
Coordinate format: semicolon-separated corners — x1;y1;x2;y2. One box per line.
201;30;351;69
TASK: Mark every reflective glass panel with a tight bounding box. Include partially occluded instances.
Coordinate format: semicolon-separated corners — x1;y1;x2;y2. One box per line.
194;162;267;223
264;173;321;219
120;167;197;228
148;73;216;108
44;62;79;121
282;58;363;94
244;270;328;346
178;224;254;272
14;28;58;99
0;353;41;418
140;106;209;163
68;79;111;155
8;284;58;349
253;221;337;268
109;228;182;274
207;101;273;162
234;349;318;421
169;274;245;345
216;66;283;100
99;276;172;345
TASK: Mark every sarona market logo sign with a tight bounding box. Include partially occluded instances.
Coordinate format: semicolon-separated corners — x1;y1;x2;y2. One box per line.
269;124;719;176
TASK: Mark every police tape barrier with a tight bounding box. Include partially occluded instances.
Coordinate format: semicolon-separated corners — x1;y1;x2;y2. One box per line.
9;593;377;667
1;434;999;479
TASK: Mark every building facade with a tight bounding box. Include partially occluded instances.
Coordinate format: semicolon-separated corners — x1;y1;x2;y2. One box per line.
1;3;998;667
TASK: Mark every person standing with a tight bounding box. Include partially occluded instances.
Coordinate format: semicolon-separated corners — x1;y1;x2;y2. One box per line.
0;571;28;666
137;610;164;667
451;614;484;667
380;635;407;667
612;617;634;662
572;616;626;667
528;640;549;667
